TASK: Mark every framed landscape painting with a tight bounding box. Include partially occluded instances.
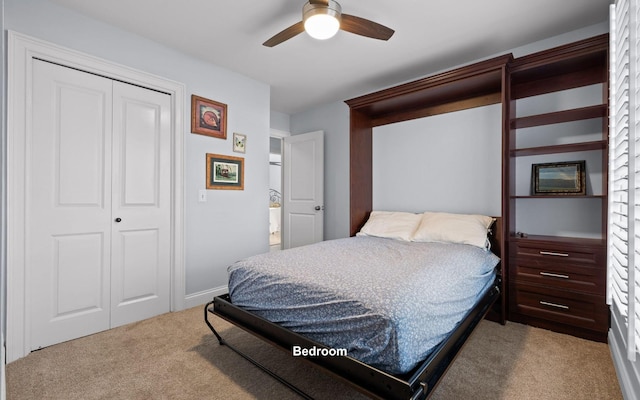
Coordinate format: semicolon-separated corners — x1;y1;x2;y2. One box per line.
206;153;244;190
531;160;586;195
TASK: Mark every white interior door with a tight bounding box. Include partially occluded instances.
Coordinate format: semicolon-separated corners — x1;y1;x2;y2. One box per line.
282;131;324;249
29;60;113;348
110;82;171;327
28;60;171;349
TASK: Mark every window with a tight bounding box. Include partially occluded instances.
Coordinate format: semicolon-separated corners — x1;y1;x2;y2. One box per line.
609;0;640;361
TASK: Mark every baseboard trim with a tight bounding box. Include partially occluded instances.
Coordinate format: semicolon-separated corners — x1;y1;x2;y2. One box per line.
1;333;6;400
609;321;640;400
184;286;228;309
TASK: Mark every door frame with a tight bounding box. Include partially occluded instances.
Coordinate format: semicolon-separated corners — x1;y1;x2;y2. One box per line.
6;31;185;362
270;129;290;250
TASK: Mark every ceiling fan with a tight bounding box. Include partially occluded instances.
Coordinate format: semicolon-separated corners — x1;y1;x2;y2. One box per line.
263;0;394;47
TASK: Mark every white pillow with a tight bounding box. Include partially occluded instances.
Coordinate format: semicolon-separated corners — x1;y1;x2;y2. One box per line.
357;211;423;241
412;212;494;249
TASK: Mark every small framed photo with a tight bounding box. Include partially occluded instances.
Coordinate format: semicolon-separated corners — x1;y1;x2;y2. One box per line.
191;95;227;139
531;160;586;195
206;153;244;190
233;132;247;153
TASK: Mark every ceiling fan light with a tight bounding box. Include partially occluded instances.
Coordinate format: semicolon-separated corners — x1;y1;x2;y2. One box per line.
303;0;342;40
304;14;340;40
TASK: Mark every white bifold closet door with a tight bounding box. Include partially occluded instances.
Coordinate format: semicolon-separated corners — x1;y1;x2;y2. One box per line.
29;59;171;350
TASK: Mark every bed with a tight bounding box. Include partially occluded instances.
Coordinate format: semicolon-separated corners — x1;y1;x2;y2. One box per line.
205;211;504;399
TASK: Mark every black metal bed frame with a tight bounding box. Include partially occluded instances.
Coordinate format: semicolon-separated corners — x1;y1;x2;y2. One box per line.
204;278;500;400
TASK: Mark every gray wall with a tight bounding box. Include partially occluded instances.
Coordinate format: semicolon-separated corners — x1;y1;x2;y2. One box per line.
291;101;350;240
3;0;271;306
372;104;502;216
270;110;291;133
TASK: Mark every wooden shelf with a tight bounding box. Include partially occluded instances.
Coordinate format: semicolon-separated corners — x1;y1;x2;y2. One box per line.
511;104;606;129
509;35;608;99
512;194;605;199
510;140;606;157
345;55;511;128
509;234;606;246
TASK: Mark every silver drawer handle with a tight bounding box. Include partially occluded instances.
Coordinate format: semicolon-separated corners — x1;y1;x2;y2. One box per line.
540;272;570;279
540;301;569;310
539;251;569;257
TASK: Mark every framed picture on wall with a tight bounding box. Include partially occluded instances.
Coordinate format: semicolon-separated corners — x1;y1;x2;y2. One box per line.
233;132;247;153
191;95;227;139
206;153;244;190
531;160;586;195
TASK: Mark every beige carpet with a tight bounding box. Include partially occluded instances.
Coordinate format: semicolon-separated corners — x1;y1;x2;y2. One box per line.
7;305;622;400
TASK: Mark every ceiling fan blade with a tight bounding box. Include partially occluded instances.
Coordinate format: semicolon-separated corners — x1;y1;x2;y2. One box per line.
340;14;394;41
309;0;330;5
263;21;305;47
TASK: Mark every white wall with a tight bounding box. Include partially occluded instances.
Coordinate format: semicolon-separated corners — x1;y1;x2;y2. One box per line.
2;0;271;308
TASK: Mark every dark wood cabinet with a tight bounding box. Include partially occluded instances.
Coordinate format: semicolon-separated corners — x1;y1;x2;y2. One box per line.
504;35;610;342
508;236;608;341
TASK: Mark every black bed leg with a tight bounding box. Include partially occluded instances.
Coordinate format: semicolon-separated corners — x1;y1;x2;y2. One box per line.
204;300;314;399
204;301;224;344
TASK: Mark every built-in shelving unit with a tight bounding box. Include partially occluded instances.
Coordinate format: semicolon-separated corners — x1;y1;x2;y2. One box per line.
505;34;609;341
345;34;611;341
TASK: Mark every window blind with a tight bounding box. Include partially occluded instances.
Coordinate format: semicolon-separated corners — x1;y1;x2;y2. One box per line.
609;0;640;361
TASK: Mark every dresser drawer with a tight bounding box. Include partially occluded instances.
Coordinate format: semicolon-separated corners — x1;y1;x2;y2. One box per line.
509;238;606;294
510;282;608;331
510;257;605;294
511;240;604;266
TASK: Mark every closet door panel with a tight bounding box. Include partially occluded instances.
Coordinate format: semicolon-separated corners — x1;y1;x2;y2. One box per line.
56;84;107;206
117;229;160;301
110;82;171;327
29;60;112;349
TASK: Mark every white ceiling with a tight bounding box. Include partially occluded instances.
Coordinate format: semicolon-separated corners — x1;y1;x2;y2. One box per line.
49;0;610;115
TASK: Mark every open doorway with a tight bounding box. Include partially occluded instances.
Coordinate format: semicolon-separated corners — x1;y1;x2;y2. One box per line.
269;129;323;251
269;135;284;251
